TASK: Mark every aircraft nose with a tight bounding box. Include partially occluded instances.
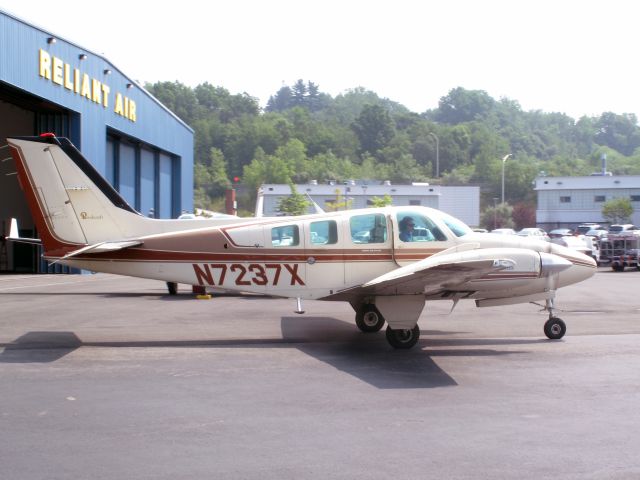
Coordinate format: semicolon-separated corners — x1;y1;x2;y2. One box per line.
549;244;597;287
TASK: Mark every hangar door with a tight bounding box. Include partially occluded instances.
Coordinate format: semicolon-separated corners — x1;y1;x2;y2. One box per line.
106;132;181;220
0;84;73;273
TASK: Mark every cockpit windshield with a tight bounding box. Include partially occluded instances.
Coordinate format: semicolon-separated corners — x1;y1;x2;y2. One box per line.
440;213;472;237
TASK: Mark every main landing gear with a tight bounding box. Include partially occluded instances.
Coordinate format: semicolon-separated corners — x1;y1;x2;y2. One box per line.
543;298;566;340
385;325;421;349
355;304;421;349
355;304;385;333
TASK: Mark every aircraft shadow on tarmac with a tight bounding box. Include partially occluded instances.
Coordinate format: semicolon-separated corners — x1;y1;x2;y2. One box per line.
0;317;537;389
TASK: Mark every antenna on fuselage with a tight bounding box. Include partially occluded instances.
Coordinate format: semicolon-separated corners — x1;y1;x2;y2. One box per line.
305;193;325;214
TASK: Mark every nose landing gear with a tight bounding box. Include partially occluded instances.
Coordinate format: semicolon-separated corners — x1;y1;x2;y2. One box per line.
543;298;566;339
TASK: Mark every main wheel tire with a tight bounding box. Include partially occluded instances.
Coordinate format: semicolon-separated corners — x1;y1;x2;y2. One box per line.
544;317;566;340
167;282;178;295
385;325;420;349
355;304;385;333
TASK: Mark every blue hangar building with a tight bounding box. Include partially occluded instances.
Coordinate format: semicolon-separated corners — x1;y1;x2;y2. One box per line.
0;9;194;273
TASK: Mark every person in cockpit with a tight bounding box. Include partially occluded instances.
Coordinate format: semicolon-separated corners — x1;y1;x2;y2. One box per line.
399;216;415;242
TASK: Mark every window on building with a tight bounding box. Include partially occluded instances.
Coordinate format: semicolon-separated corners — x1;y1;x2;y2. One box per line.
271;225;299;247
310;220;338;245
594;195;606;202
631;195;640;202
409;200;421;206
560;196;571;203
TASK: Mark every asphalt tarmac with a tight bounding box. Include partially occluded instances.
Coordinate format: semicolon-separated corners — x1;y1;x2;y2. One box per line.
1;269;640;480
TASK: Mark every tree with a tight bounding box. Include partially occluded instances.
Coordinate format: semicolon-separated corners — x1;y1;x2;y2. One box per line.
595;112;640;156
326;189;353;211
435;87;496;124
481;203;514;230
602;198;633;224
351;104;395;155
266;86;293;112
369;194;393;207
277;183;311;216
291;79;307;107
511;203;536;230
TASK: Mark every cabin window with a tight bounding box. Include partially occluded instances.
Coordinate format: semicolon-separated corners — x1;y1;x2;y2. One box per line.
271;225;299;247
350;213;387;244
397;212;447;242
310;220;338;245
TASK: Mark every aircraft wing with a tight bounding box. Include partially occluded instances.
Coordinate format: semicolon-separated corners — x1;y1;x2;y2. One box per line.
324;254;516;301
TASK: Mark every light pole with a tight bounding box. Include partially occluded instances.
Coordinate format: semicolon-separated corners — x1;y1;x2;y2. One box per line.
501;153;512;204
429;132;439;178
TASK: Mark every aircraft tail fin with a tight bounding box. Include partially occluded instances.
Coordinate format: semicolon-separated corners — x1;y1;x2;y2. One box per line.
7;135;145;257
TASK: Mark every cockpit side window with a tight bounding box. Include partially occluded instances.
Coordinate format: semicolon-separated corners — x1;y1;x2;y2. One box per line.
350;213;387;244
397;212;447;242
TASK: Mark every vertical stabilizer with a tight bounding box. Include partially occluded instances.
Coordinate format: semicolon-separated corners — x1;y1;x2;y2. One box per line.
8;136;143;255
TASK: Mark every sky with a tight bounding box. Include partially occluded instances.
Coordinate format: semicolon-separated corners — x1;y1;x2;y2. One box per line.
3;0;640;119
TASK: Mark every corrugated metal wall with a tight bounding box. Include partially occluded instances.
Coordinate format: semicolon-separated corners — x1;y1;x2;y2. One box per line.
0;10;194;273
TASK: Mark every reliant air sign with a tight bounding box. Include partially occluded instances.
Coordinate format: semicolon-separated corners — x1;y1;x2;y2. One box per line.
38;49;137;122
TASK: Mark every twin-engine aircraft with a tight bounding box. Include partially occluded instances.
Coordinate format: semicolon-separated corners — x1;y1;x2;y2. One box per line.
5;135;596;349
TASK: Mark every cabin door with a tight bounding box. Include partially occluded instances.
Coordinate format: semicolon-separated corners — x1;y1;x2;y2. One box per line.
303;218;344;298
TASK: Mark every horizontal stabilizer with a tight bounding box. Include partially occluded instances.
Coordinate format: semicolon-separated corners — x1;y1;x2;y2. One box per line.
5;218;42;245
53;239;143;263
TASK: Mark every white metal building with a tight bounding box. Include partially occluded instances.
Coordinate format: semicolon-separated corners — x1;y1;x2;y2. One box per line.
535;175;640;228
259;181;480;227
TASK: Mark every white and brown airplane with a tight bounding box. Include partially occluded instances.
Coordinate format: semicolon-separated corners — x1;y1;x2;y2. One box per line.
5;134;596;349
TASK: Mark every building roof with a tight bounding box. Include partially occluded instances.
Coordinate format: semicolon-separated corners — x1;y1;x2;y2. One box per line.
262;183;444;196
534;175;640;191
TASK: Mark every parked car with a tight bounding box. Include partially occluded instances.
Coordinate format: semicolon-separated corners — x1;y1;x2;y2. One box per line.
517;227;550;241
585;229;608;239
575;223;602;235
491;228;517;235
548;228;573;238
609;224;638;233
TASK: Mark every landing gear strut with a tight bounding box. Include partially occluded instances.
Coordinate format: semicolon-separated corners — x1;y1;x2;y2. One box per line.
166;282;178;295
543;298;566;340
354;302;421;349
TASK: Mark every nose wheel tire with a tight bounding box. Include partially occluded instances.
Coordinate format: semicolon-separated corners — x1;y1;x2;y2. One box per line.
544;317;566;340
355;304;385;333
385;325;421;349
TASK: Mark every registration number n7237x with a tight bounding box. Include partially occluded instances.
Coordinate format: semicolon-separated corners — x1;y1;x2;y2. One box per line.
192;263;305;287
